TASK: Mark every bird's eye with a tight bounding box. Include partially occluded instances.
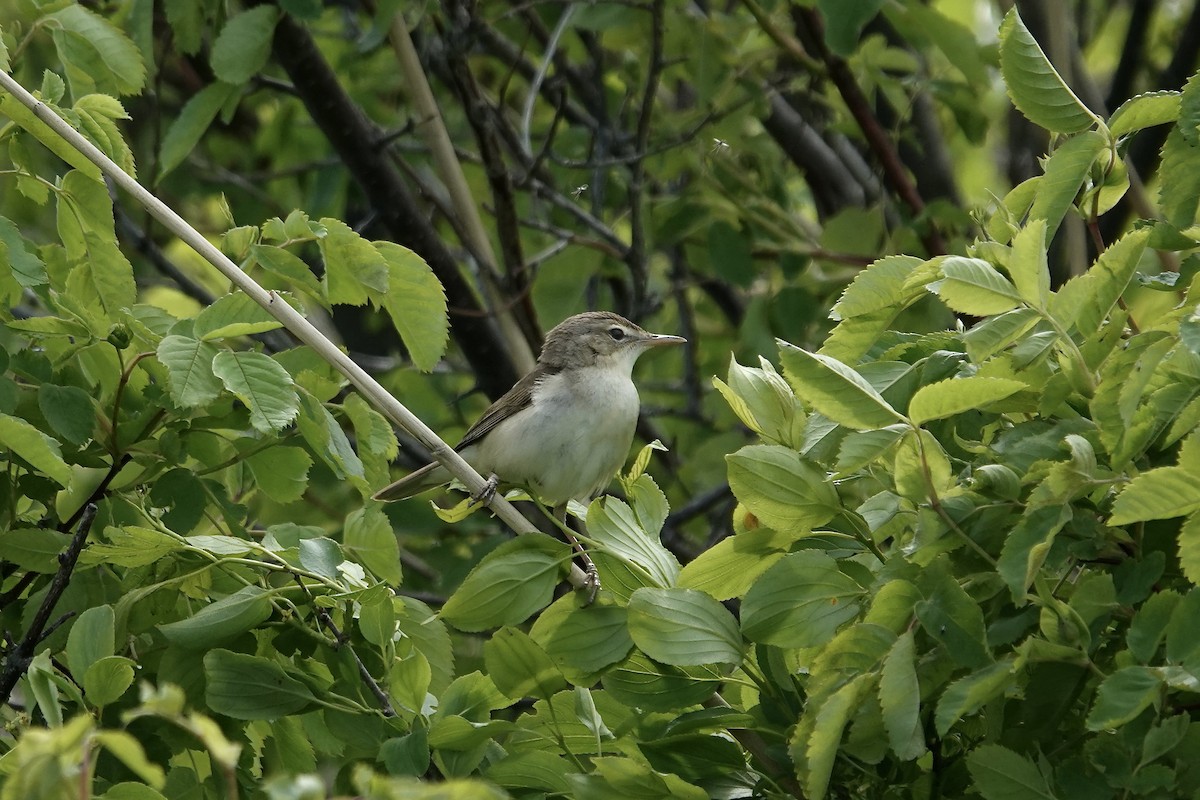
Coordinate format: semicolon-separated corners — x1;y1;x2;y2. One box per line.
608;327;625;341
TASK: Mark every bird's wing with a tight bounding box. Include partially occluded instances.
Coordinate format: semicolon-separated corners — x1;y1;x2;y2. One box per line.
453;366;547;451
371;460;449;501
372;367;551;502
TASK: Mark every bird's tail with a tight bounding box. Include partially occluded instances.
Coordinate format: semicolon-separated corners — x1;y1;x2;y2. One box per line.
371;461;451;502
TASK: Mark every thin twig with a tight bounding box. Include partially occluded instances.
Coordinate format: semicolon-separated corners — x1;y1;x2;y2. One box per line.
0;505;97;707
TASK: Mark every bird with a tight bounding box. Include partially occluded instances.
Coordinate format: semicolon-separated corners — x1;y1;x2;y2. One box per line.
373;311;684;595
373;311;685;509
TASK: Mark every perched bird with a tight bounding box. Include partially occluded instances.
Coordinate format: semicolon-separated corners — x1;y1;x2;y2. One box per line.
373;311;685;510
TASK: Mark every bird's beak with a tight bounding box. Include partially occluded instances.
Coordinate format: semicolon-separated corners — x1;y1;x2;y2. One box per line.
642;333;686;347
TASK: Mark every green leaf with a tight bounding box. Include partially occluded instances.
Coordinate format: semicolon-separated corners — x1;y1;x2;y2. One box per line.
49;5;146;96
1052;227;1150;334
1086;666;1162;730
209;6;278;85
1008;219;1051;308
0;94;103;179
908;376;1026;425
1109;462;1200;525
344;506;401;584
601;649;723;712
916;560;991;669
779;344;905;430
1127;589;1181;664
58;171;137;321
194;291;282;341
928;257;1022;316
376;242;449;371
92;731;164;788
676;528;794;600
441;535;571;632
741;551;865;648
78;526;179;567
159;585;273;648
0;528;71;572
249;244;324;305
319;219;389;306
587;496;680;588
158;82;239;179
879;631;924;761
38;383;96;446
296;391;365;482
84;656;135;707
530;596;633;675
156;335;223;407
715;356;803;447
816;0;885;56
1109;90;1181;138
204;649;317;720
626;588;743;666
245;445;311;504
211;350;299;434
358;592;396;647
999;7;1099;134
0;216;48;288
726;445;839;533
297;537;342;578
0;413;72;486
483;627;566;700
803;673;875;799
967;744;1059;800
1160;73;1200;227
997;505;1072;602
935;660;1017;736
66;604;115;678
1028;131;1107;243
706;219;755;286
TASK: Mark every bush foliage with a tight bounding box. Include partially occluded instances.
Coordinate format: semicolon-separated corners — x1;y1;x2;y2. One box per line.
4;2;1200;800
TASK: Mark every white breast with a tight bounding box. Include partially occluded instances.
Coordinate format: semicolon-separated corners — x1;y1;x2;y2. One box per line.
471;365;640;505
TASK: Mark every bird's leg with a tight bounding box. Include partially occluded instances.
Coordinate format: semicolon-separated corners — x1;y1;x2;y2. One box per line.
554;503;600;603
470;473;500;505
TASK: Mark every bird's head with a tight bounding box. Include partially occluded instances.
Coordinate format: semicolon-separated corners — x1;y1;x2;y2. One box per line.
539;311;685;373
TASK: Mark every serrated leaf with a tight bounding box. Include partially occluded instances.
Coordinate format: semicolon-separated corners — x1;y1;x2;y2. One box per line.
1052;228;1150;334
249;244;324;305
742;551;865;648
1029;131;1107;243
908;376;1026;425
999;8;1099;134
1109;462;1200;525
210;6;278;85
376;241;448;371
963;308;1042;362
627;588;743;666
211;350;299;433
935;660;1017;736
879;631;924;760
1086;666;1162;730
204;649;317;720
158;82;239;179
49;5;146;96
803;673;875;799
0;216;48;288
0;94;103;179
194;291;282;340
1008;219;1051;308
319;219;389;306
780;344;905;430
967;744;1059;800
0;413;72;486
929;257;1023;316
1109;91;1181;138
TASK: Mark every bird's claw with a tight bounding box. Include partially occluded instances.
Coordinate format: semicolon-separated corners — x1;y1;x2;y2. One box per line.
470;474;500;505
582;561;601;605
